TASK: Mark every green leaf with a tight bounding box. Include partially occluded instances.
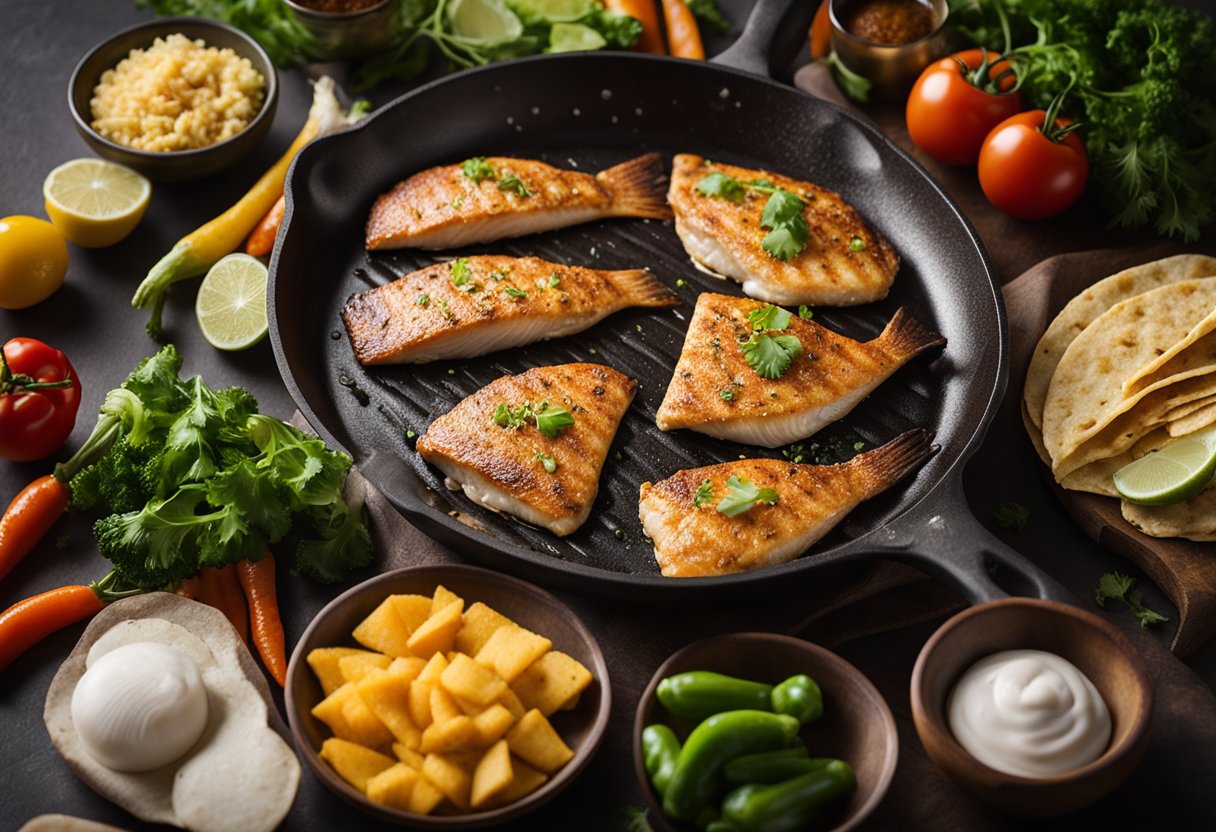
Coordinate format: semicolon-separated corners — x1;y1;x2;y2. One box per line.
685;0;731;34
760;188;806;227
450;257;473;286
462;156;498;183
693;479;714;508
206;459;292;542
504;287;528;299
535;403;575;438
695;172;746;202
798;305;814;320
534;452;557;473
741;333;803;380
1094;571;1169;628
748;304;792;332
497;172;530;197
716;475;779;517
296;498;373;584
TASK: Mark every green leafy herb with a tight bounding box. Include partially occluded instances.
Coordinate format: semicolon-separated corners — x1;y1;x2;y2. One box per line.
406;430;416;439
635;324;643;333
534;452;557;474
798;305;813;320
741;304;803;380
748;304;793;332
416;294;430;307
436;299;452;319
548;273;561;289
623;806;656;832
534;403;575;438
849;236;867;252
462;156;497;183
992;501;1031;532
693;479;715;508
685;0;732;34
504;287;528;299
676;278;687;288
493;402;532;430
134;0;316;66
450;257;472;286
1094;572;1169;628
695;172;809;259
497;172;530;197
853;441;866;451
695;171;747;202
716;475;779;517
720;388;736;402
819;47;872;102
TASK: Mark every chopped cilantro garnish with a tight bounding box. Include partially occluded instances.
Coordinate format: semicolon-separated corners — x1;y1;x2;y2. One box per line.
497;173;530;197
450;257;472;286
748;304;792;332
798;305;813;320
849;235;867;252
676;278;687;288
504;287;528;299
695;171;747;202
741;304;802;380
489;272;505;281
853;440;865;451
535;402;575;438
493;402;532;430
695;172;809;259
416;294;430;307
436;299;452;319
548;273;561;288
534;452;557;474
693;479;714;508
1095;572;1169;629
716;475;779;517
720;388;736;402
462;156;497;184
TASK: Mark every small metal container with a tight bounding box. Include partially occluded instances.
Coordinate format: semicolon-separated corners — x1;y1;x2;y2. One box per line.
829;0;950;102
281;0;401;62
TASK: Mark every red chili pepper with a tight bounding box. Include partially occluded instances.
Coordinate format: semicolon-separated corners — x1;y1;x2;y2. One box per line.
0;338;81;462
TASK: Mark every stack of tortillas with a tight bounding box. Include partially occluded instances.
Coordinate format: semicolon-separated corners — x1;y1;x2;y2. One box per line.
1023;253;1216;541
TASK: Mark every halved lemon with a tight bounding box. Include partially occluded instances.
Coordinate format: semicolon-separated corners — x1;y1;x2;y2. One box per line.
1113;430;1216;505
43;158;151;248
196;254;269;351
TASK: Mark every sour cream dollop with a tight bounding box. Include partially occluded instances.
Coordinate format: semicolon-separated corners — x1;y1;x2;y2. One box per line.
946;649;1111;778
71;641;209;772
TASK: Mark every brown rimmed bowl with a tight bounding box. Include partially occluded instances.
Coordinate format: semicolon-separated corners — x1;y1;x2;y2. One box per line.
633;633;898;832
285;563;611;828
910;597;1153;817
68;17;278;182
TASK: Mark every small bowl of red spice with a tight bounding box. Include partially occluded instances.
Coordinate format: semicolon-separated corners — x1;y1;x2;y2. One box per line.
828;0;950;100
281;0;401;61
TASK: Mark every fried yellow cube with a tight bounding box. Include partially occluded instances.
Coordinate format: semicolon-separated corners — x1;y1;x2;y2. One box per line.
366;762;418;810
409;775;446;815
409;680;433;729
422;753;472;811
408;600;463;658
308;647;378;697
505;709;574;774
356;668;421;747
390;594;434;634
341;688;395;750
387;655;428;681
312;683;359;739
420;714;479;754
430;684;463;724
338;652;392;685
353;597;413;657
441;653;508;707
393;743;425;769
471;703;516;747
417;652;450;684
320;738;395;793
475;625;552;683
486;757;548;808
432;584;463;614
455;602;514;655
511;651;593;716
498;687;526;720
471;739;514;809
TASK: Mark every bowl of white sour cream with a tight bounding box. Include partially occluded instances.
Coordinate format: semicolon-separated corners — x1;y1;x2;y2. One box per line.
909;598;1153;817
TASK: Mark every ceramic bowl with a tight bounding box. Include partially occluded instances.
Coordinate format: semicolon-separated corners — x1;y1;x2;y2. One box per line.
633;633;898;832
68;17;278;182
286;563;611;828
910;597;1153;817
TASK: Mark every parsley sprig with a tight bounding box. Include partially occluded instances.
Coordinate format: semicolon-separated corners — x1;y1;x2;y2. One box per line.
1095;572;1169;629
492;401;575;438
693;479;714;508
716;476;779;517
459;157;530;198
741;304;803;380
696;172;809;260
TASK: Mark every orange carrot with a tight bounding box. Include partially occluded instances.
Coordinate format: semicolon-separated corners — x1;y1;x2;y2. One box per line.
605;0;666;54
237;552;287;687
175;576;202;600
197;564;249;642
661;0;705;59
244;195;286;257
809;1;832;59
0;585;105;672
0;475;70;583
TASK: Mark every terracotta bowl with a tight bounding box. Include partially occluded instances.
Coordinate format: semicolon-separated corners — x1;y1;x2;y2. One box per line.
285;564;611;828
633;633;898;832
910;597;1153;817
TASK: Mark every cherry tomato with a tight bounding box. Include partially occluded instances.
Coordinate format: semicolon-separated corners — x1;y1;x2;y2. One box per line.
978;109;1089;220
906;49;1024;166
0;338;82;462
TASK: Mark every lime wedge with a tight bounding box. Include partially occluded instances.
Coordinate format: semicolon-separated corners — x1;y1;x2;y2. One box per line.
448;0;524;45
196;253;269;351
512;0;594;22
549;22;607;53
1113;431;1216;505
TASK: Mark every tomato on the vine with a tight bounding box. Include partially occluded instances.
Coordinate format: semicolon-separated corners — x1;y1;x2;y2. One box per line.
906;49;1024;166
0;338;82;462
978;105;1089;220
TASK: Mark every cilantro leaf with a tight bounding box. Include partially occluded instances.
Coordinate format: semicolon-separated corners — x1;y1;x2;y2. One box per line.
535;403;575;438
497;173;530;197
1095;571;1169;628
534;452;557;473
462;156;497;183
798;305;814;320
992;501;1031;532
450;257;472;286
760;188;806;227
693;479;714;508
695;172;746;202
716;475;779;517
493;402;532;430
748;304;792;332
416;294;430;306
504;287;528;299
742;333;803;380
849;235;868;252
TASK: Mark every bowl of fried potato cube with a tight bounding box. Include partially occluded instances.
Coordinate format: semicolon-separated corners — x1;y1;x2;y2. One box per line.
285;564;610;826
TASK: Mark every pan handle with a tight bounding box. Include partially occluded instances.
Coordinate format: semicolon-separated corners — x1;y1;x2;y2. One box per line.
859;473;1073;605
712;0;804;77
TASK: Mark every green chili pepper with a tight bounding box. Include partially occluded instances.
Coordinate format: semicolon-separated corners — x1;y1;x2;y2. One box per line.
657;671;774;722
662;710;801;821
723;750;836;786
771;674;823;725
642;723;682;797
720;759;857;832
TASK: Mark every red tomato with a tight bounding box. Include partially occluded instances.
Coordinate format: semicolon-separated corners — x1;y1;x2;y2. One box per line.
906;49;1024;166
978;109;1089;220
0;338;82;461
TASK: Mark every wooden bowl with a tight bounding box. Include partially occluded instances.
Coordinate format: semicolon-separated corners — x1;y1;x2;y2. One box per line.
633;633;898;832
285;564;611;828
910;597;1153;817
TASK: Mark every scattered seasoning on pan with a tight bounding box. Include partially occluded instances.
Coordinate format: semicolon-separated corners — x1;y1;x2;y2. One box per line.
853;440;866;451
406;429;416;439
635;323;644;333
614;528;627;541
338;375;370;406
844;0;937;46
447;369;456;375
329;330;342;340
588;347;598;354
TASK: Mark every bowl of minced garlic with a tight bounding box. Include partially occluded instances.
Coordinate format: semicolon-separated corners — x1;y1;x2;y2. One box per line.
69;17;278;181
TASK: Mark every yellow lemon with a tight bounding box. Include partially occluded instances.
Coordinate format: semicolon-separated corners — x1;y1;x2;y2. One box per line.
0;216;68;309
43;158;151;248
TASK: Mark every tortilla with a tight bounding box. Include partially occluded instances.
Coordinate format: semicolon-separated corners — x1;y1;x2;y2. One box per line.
1162;393;1216;423
1023;254;1216;430
1169;401;1216;438
44;593;299;832
1126;326;1216;398
1042;278;1216;467
1058;427;1172;497
1122;487;1216;542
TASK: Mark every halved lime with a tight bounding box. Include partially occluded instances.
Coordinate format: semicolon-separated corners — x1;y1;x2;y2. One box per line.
196;253;269;351
512;0;594;23
448;0;523;45
1114;431;1216;505
549;22;607;53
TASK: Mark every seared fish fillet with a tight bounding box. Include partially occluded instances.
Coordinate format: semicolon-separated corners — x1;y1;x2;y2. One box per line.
668;154;898;306
416;363;635;536
343;255;678;365
366;153;672;250
640;430;935;577
656;293;944;447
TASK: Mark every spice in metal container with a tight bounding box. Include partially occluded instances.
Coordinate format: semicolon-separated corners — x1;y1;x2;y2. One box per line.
844;0;937;46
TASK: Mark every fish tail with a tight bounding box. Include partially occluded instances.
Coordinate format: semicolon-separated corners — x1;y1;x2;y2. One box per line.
876;308;946;361
599;152;674;220
851;429;937;497
609;269;680;308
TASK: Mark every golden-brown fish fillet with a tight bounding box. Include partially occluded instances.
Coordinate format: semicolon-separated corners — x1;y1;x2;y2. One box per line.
342;255;678;365
656;293;944;447
416;363;636;536
668;154;899;305
640;430;935;577
366;153;673;250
